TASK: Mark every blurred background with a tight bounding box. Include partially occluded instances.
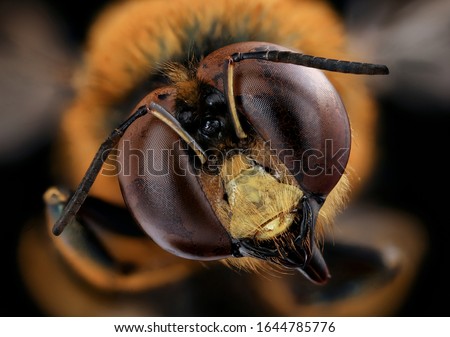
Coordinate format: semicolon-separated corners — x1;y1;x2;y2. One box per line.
1;0;449;316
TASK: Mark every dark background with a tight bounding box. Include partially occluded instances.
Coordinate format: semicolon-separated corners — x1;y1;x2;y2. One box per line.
1;0;449;316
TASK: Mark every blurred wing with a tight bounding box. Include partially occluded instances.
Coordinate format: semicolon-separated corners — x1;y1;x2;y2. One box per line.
0;0;76;163
345;0;450;112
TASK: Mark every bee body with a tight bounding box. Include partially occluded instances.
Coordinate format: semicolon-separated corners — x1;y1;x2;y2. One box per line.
19;0;406;317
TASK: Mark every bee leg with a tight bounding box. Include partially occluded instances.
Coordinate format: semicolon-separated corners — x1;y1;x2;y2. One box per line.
44;187;118;270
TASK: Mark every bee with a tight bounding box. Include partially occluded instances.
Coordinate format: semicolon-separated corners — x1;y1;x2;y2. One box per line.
20;0;422;317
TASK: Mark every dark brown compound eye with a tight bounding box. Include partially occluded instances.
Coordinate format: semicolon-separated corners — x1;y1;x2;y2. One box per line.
117;88;233;260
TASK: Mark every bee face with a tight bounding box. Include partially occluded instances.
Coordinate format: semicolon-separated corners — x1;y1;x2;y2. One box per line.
113;40;378;284
49;0;386;286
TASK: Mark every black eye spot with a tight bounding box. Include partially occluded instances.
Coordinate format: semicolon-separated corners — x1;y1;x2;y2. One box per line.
178;110;194;126
205;91;225;106
200;117;223;137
